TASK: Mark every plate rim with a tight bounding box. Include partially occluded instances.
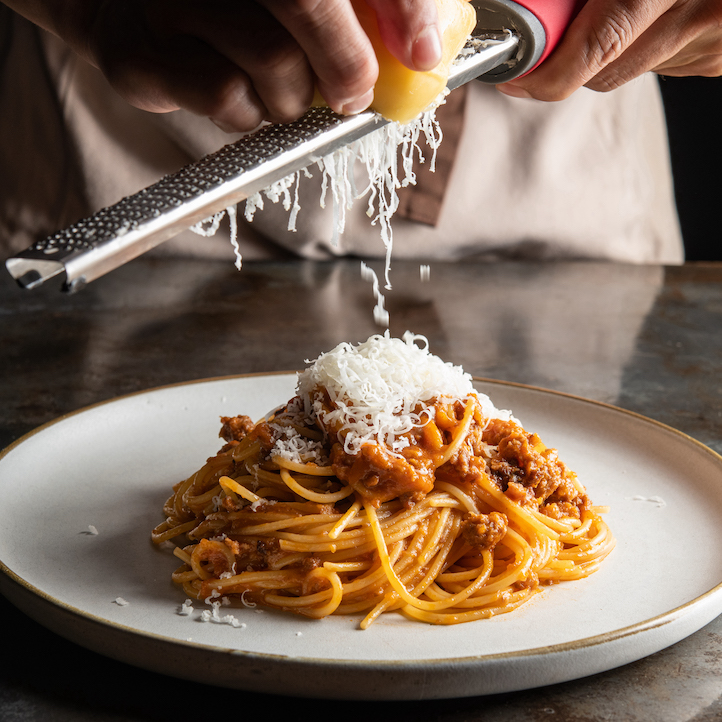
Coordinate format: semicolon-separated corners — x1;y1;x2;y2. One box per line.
2;373;722;671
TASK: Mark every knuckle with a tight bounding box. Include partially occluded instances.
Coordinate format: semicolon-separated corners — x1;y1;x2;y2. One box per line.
317;54;378;108
205;77;264;131
339;55;378;93
289;0;325;15
692;54;722;77
265;106;305;124
98;56;176;112
585;10;637;74
261;0;327;21
252;40;306;78
264;85;313;123
585;70;627;93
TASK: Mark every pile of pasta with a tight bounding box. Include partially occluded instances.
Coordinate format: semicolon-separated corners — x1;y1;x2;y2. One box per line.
152;335;614;627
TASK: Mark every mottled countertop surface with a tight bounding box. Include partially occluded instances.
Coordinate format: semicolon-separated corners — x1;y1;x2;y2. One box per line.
1;258;720;721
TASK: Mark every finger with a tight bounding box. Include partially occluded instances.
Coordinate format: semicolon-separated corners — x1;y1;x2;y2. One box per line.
106;35;268;131
147;38;269;131
649;2;722;77
262;0;378;116
579;1;693;89
189;3;315;124
90;1;268;131
653;45;722;77
497;0;673;101
365;0;442;71
587;1;722;89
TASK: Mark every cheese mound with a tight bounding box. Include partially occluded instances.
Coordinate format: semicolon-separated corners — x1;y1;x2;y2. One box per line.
288;332;509;456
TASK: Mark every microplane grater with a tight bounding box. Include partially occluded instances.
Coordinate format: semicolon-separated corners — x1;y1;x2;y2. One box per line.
6;32;521;292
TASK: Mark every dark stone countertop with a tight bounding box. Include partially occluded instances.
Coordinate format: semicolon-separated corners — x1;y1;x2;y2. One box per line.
1;257;720;721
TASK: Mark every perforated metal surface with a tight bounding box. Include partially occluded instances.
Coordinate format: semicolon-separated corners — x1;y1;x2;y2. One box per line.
25;107;359;259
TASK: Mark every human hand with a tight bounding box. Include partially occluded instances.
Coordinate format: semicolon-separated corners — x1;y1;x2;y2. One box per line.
496;0;722;101
4;0;442;132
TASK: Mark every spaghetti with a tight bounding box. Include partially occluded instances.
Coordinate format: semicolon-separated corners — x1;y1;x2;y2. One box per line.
152;333;614;627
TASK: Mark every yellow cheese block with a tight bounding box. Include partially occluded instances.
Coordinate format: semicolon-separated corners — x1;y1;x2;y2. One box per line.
355;0;476;123
314;0;476;124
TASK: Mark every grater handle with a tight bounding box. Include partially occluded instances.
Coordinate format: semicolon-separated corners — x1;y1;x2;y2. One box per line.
513;0;586;71
472;0;585;83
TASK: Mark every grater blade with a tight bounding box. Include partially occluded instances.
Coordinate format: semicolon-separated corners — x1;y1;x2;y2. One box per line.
6;32;519;292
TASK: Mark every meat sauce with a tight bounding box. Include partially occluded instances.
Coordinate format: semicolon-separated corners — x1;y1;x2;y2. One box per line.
483;417;589;519
216;397;586;558
221;396;586;520
329;397;472;507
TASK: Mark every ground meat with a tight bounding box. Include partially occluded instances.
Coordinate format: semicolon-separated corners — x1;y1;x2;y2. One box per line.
193;538;234;576
482;418;518;447
504;480;534;504
221;494;242;512
483;419;580;505
224;537;242;555
541;496;589;520
541;501;580;520
247;420;276;451
512;571;539;591
219;415;255;443
301;556;322;572
461;511;508;551
223;537;282;571
488;458;525;488
331;441;435;507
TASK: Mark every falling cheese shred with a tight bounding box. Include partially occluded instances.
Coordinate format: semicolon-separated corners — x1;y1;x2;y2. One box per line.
241;106;444;289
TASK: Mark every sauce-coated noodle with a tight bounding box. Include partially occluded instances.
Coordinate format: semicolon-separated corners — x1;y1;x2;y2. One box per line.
152;334;614;627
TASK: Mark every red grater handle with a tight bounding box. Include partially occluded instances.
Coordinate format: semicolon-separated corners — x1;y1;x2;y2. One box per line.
513;0;586;72
471;0;586;82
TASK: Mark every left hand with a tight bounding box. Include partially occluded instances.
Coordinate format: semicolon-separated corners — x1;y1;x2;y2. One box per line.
497;0;722;101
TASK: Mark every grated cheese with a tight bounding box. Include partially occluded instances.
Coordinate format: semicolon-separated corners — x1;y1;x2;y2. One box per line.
240;590;257;608
190;211;225;238
226;205;240;269
270;332;511;460
360;262;389;327
190;205;242;269
627;495;667;508
268;424;330;465
192;102;444;285
200;601;245;628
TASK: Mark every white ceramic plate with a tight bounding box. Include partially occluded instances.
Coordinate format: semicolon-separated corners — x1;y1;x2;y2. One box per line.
2;374;722;700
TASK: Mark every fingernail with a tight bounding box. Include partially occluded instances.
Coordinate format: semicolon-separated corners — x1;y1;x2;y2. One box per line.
339;88;375;116
412;26;442;71
497;83;533;99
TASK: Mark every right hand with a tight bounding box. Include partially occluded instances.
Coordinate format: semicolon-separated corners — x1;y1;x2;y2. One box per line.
497;0;722;101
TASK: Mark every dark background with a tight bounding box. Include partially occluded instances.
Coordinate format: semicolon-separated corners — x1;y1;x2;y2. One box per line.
659;75;722;261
